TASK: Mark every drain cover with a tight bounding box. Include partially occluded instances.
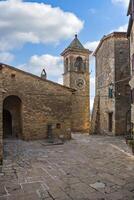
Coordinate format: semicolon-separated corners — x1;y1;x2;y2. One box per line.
90;182;106;189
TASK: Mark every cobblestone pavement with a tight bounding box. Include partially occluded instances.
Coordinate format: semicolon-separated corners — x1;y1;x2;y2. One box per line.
0;134;134;200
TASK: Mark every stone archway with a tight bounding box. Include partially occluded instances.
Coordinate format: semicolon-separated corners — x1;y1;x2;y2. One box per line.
3;95;22;138
3;110;12;138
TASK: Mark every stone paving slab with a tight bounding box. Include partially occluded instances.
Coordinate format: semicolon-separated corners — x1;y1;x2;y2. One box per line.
0;134;134;200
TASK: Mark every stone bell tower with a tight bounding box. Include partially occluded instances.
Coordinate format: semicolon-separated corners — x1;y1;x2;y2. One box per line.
61;35;92;132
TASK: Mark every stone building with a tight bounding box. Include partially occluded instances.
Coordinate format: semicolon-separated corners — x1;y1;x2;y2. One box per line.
127;0;134;134
0;35;91;164
91;32;131;135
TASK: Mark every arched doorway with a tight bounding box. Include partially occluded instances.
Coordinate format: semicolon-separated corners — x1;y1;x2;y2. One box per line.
3;95;22;138
3;110;12;138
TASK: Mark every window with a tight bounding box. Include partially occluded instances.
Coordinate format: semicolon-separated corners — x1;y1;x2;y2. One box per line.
119;50;123;55
0;65;3;71
125;85;130;96
74;57;85;72
56;123;61;129
65;58;69;72
65;58;68;66
11;73;16;78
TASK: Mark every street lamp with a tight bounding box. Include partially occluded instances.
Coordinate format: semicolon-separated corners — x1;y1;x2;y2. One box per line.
109;82;114;98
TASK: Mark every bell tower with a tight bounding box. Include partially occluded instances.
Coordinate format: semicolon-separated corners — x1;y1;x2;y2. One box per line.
61;35;92;132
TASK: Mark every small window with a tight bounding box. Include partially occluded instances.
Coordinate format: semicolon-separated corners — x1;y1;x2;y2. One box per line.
65;58;68;66
65;58;69;73
56;123;61;129
119;50;123;54
0;65;3;71
125;85;130;95
11;73;16;78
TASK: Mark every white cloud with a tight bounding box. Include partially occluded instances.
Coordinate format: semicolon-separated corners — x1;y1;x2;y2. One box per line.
90;76;95;111
18;54;63;82
84;41;100;52
0;0;83;51
84;24;128;57
58;77;63;85
83;43;96;111
84;40;96;111
111;0;129;7
116;24;128;32
0;52;14;63
111;23;128;32
90;98;95;113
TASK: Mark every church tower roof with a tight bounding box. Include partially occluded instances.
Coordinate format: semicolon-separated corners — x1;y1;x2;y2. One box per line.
67;34;85;49
61;35;91;56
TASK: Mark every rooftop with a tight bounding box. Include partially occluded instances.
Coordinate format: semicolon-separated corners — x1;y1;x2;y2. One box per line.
61;35;91;56
67;34;85;50
94;32;127;56
0;63;76;92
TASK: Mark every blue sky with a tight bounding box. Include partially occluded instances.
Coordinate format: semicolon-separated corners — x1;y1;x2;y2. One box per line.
0;0;130;108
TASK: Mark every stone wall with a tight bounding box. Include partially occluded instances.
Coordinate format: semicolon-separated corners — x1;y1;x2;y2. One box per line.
91;95;100;134
129;23;134;124
1;64;73;143
0;67;3;164
95;36;115;135
92;33;130;135
115;38;131;135
70;70;90;132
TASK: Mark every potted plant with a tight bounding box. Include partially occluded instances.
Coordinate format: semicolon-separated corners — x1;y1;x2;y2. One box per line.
128;140;134;155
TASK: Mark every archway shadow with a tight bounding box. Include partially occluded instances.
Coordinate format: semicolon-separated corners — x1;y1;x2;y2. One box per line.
3;95;22;159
